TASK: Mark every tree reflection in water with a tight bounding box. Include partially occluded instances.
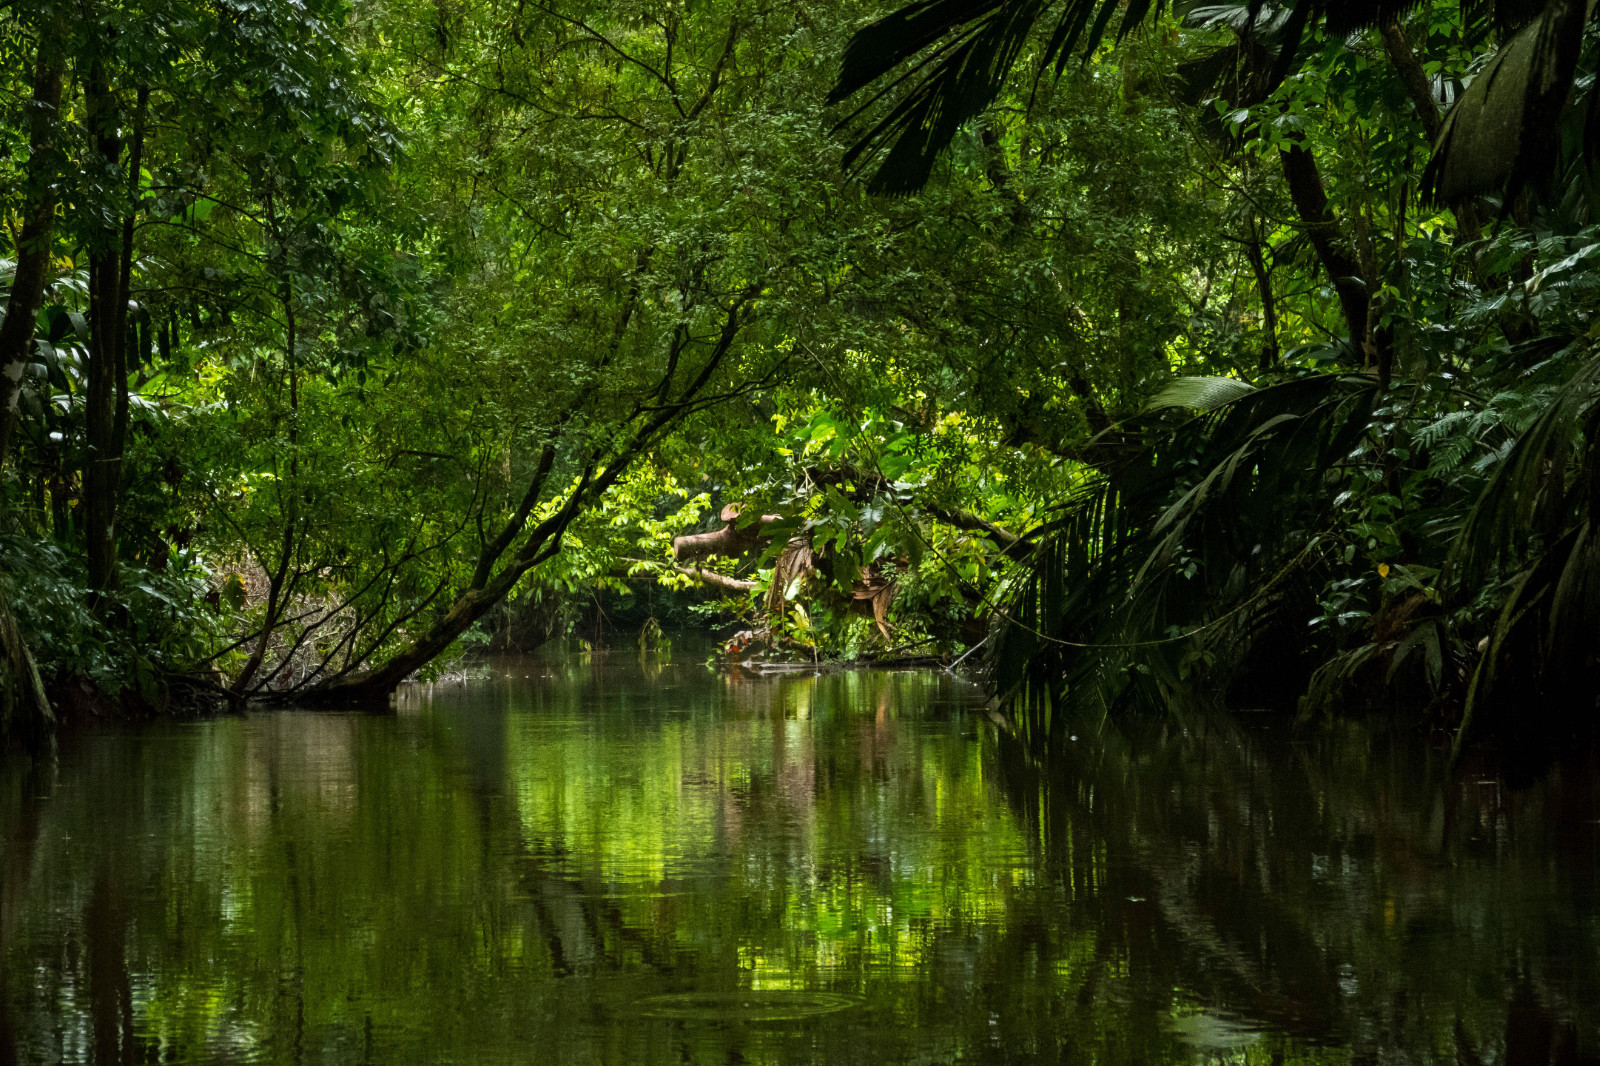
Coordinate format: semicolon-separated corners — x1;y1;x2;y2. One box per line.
0;651;1596;1064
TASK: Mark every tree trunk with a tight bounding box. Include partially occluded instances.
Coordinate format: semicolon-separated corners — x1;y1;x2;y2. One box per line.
1378;16;1485;251
83;74;147;594
1278;141;1378;364
0;586;53;744
311;436;685;703
303;453;613;704
1242;223;1279;371
305;550;555;704
230;520;296;696
84;245;120;592
0;31;65;467
1379;18;1441;142
303;291;758;704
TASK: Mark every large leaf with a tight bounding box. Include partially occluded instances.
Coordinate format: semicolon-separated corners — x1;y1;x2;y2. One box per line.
1144;375;1258;412
829;0;1014;104
1422;0;1592;204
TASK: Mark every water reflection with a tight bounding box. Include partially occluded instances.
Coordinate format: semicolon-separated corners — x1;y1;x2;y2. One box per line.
1;651;1597;1064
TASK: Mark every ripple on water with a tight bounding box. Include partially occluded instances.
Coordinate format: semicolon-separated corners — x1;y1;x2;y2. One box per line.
635;990;861;1022
1168;1009;1264;1052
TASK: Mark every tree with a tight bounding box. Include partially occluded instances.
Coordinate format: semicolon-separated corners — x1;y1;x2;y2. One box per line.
827;0;1592;207
195;0;873;701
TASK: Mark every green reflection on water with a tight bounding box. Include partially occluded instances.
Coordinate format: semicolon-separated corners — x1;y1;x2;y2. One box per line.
1;652;1597;1065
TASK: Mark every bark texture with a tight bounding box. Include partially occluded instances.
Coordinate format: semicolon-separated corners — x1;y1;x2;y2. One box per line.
83;73;147;593
620;557;758;593
1278;142;1371;352
1379;16;1485;249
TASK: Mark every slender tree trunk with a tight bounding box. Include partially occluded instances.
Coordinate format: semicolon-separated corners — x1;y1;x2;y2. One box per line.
230;521;295;696
83;67;119;592
0;31;66;468
1379;18;1441;143
109;89;147;475
1278;141;1376;359
83;73;147;594
0;32;64;742
305;293;757;703
1243;222;1279;371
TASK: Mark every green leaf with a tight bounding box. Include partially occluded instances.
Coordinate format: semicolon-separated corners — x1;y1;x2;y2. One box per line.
1144;376;1257;413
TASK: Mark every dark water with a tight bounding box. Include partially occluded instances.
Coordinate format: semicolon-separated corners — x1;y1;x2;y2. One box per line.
2;651;1598;1064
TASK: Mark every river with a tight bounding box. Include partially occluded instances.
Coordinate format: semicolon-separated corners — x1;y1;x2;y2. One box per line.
1;648;1597;1063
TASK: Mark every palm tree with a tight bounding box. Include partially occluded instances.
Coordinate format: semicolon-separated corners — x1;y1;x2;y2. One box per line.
829;0;1600;753
828;0;1593;205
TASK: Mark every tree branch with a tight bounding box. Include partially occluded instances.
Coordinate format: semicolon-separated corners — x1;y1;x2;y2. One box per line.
620;557;757;593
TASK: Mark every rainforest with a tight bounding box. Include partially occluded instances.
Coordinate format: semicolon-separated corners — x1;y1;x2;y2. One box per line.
2;0;1599;1062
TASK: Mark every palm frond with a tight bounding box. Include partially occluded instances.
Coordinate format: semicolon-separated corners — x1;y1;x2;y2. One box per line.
828;0;1012;105
1450;349;1600;586
1449;349;1600;743
988;375;1381;742
830;0;1166;194
838;0;1051;194
1144;375;1258;412
832;0;1592;203
1422;0;1591;204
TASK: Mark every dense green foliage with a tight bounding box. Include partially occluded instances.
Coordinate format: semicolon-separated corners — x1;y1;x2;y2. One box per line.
3;0;1600;750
